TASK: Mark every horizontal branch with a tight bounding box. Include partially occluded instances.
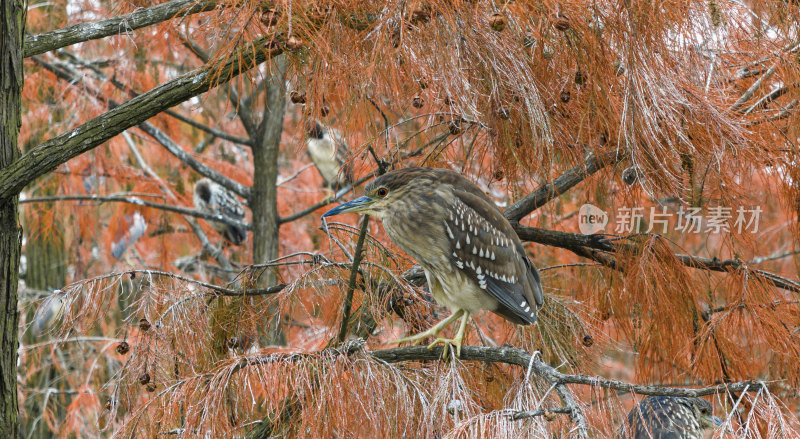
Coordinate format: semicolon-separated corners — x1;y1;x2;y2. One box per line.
20;194;251;231
24;0;219;57
0;35;282;201
364;345;764;397
504;150;623;222
512;223;800;294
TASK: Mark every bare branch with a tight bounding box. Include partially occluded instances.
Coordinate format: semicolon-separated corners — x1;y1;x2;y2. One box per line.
336;216;370;344
504;150;624;222
3;36;281;200
24;0;219;57
20;194;250;231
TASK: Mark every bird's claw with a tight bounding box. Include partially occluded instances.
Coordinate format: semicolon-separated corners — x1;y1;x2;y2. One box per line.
426;337;462;359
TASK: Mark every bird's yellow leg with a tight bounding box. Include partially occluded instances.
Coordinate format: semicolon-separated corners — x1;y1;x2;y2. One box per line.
427;311;471;359
391;309;464;346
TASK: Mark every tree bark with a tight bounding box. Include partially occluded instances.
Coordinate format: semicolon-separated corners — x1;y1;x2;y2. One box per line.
251;56;287;344
0;0;25;435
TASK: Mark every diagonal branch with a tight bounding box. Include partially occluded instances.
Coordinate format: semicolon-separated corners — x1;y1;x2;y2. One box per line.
32;55;252;200
504;150;624;222
0;35;282;201
24;0;219;57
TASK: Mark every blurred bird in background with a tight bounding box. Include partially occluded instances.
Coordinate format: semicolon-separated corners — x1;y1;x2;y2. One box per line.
305;120;355;191
193;178;247;246
620;396;722;439
31;292;65;338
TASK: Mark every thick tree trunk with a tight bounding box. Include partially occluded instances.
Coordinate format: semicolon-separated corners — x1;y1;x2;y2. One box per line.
251;56;287;344
0;0;26;436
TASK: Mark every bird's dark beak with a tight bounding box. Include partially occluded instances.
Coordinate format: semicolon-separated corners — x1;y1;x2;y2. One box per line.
322;196;373;217
713;416;723;426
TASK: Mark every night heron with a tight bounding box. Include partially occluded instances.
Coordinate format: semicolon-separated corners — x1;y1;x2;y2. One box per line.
620;396;722;439
323;167;543;357
193;178;247;246
305;120;355;191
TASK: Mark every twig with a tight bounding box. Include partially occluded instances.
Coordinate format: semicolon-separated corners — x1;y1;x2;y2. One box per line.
22;194;249;230
729;64;777;112
336;216;371;344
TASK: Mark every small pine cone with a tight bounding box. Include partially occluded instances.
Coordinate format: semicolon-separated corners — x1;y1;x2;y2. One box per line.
493;168;505;181
622;166;642;185
116;341;130;355
286;36;303;51
146;383;157;393
574;70;588;85
138;318;151;331
417;77;428;89
560;91;571;103
138;373;150;385
553;15;570;31
320;106;330;117
290;90;306;104
582;335;594;347
410;7;430;24
489;13;507;32
260;10;279;27
412;96;424;108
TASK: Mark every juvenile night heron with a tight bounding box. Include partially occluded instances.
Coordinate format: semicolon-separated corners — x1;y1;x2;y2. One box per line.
193;178;247;246
305;120;354;191
323;167;543;357
620;396;722;439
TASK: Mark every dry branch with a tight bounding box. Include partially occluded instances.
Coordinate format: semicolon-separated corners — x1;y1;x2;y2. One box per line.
20;194;250;230
504;151;624;222
23;0;219;57
32;55;252;200
0;36;282;201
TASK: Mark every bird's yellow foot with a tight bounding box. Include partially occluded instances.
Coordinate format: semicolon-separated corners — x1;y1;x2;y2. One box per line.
390;310;465;347
426;336;463;360
427;310;470;359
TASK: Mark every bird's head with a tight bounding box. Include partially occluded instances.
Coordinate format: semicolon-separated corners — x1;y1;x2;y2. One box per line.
322;168;447;220
687;397;722;429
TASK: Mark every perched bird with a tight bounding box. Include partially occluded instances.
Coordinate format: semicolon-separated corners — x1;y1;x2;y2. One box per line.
305;120;355;191
323;167;543;357
620;396;722;439
31;292;65;338
193;178;247;246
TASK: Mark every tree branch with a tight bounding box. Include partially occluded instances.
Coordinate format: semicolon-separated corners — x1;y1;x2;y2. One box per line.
504;150;624;222
512;223;800;294
336;216;370;344
24;0;219;57
32;55;252;200
0;35;281;201
20;194;250;231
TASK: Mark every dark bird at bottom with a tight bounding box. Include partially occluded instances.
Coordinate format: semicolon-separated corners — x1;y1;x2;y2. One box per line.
323;167;543;357
620;396;722;439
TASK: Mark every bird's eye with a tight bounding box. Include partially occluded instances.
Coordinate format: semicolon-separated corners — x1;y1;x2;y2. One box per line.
377;187;388;198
